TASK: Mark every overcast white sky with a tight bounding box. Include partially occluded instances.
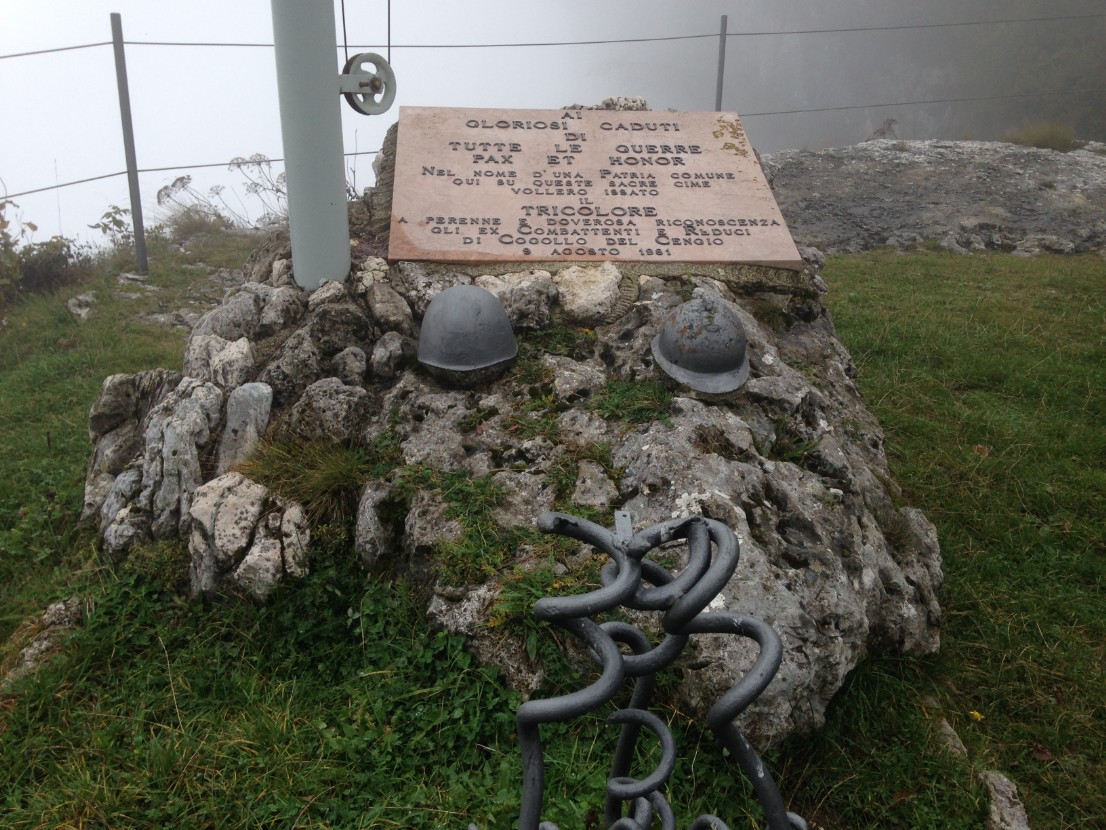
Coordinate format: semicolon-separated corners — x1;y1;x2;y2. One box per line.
2;0;1102;246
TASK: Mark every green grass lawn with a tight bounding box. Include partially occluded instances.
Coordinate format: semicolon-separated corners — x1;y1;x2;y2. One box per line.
0;246;1103;828
814;249;1105;829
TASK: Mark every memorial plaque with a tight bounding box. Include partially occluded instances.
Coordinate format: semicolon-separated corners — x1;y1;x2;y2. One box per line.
388;107;803;270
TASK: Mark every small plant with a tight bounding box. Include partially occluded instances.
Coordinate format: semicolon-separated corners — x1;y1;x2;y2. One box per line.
1006;121;1084;152
589;379;673;426
155;176;237;241
0;199;35;304
227;153;288;223
15;236;92;298
764;418;818;466
88;205;133;248
502;395;561;441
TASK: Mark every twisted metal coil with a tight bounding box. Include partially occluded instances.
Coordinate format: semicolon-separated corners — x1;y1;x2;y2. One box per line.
510;510;807;830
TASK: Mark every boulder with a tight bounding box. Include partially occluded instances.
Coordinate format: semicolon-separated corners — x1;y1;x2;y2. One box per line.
188;471;309;599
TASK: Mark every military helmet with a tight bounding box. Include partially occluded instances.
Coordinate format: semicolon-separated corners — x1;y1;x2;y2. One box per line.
650;296;750;393
417;285;517;386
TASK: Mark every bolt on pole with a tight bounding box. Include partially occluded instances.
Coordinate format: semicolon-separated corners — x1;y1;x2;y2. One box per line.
271;0;351;291
110;13;148;275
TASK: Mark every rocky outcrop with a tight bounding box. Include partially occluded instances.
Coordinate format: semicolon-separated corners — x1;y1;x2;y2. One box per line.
765;139;1106;255
84;236;944;745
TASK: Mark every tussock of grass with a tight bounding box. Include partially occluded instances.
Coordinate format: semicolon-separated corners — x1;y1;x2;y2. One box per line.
234;434;401;525
1006;121;1084;153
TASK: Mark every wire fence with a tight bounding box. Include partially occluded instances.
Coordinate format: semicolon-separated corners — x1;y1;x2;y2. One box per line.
2;11;1104;204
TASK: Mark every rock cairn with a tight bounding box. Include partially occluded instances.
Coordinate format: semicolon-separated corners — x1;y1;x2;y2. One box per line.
82;234;943;747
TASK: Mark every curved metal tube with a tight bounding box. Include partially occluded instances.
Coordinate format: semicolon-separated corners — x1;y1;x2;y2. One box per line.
508;510;804;830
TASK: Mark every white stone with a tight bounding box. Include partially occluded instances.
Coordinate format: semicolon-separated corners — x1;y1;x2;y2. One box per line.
216;383;273;474
552;262;623;324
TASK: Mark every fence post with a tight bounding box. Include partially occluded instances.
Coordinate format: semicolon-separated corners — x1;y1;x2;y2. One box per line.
110;13;148;275
270;0;351;291
715;14;728;112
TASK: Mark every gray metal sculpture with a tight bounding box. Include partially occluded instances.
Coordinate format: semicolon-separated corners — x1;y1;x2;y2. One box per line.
651;296;750;393
502;509;807;830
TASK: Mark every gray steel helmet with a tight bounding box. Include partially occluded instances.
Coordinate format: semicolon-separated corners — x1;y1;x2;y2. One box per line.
417;284;517;386
650;296;750;393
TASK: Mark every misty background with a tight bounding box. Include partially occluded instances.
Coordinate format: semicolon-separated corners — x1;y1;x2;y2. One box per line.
2;0;1103;246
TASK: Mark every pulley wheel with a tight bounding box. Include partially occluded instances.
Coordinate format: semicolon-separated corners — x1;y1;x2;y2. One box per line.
342;52;396;115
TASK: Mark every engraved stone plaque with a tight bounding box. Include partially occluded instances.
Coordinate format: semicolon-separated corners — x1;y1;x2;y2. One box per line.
388;107;803;269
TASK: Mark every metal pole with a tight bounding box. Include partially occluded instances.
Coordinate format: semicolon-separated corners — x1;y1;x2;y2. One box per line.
715;14;728;112
110;13;147;275
271;0;351;291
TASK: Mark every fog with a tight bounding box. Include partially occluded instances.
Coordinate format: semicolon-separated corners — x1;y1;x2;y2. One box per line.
2;0;1102;244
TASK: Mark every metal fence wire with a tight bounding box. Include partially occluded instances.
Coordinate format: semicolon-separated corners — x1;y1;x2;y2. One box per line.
477;509;807;830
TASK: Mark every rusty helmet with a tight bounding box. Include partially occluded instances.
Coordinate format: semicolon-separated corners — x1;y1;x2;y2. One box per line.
650;295;750;393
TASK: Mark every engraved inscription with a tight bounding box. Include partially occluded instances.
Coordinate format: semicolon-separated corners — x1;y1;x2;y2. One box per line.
388;107;803;268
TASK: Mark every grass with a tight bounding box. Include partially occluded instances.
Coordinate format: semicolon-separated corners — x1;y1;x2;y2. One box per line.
811;249;1105;828
1;242;1103;828
1005;121;1085;153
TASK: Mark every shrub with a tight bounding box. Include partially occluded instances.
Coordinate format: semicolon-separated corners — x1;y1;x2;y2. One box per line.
1006;121;1083;152
17;236;92;294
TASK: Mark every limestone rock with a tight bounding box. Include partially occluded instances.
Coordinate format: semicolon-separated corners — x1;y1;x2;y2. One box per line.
330;346;368;386
766;139;1106;254
256;285;307;337
553;262;623;324
390;261;471;317
244;227;291;283
232;505;309;598
404;490;464;579
571;460;617;508
427;583;544;694
370;331;416;381
490;471;555;528
216;382;273;474
182;334;254;389
88;368;183;440
367;122;398;237
983;771;1031;830
306;278;348;310
101;377;224;558
365;282;414;336
354;482;395;569
475;270;559;329
258;329;320;406
351;256;390;292
380;374;469;470
283;377;370;444
307;299;375;358
188;471;309;599
192;282;306;343
192;284;265;341
67;291;97;321
1;596;84;691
